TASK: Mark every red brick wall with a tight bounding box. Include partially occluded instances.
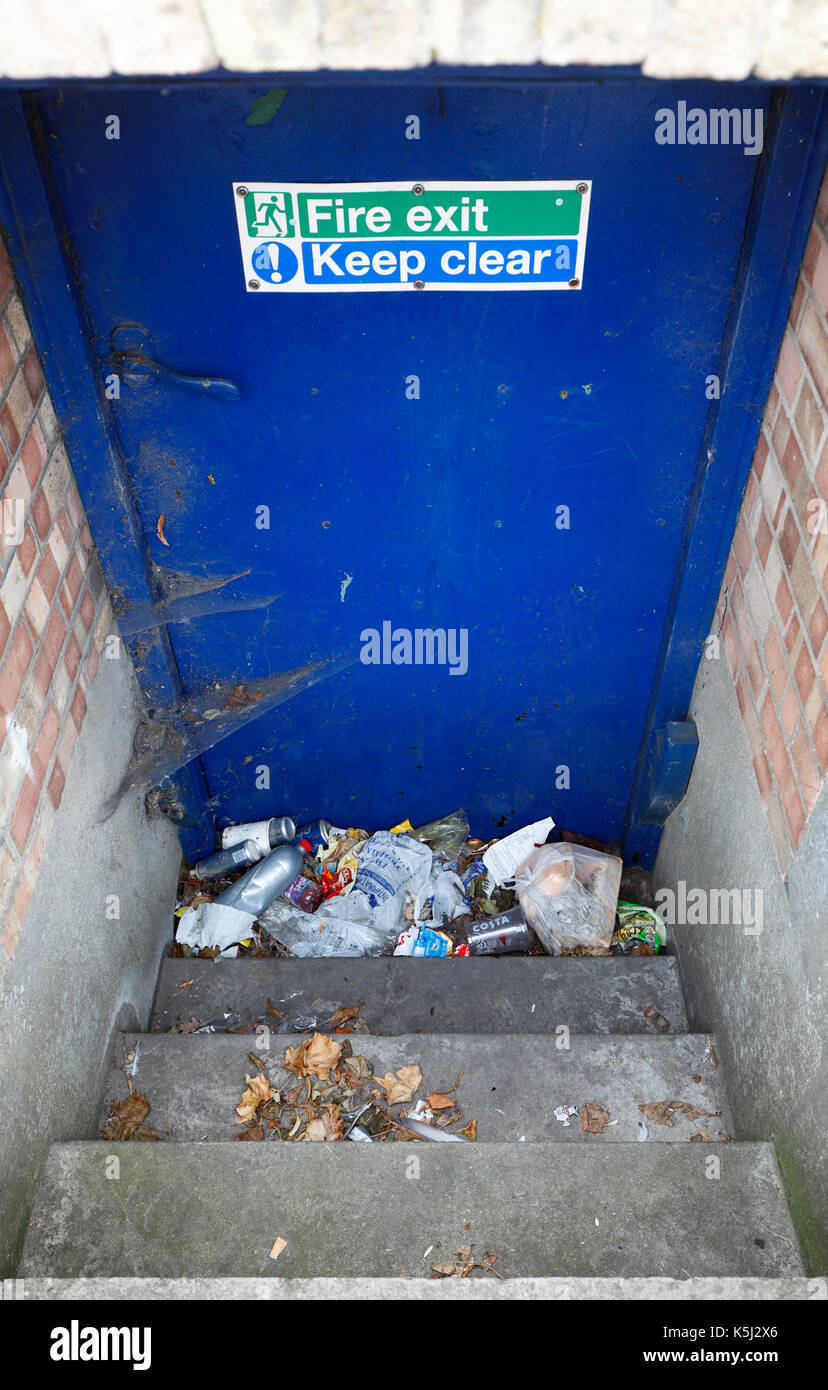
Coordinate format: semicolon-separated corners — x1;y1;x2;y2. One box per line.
0;238;109;961
717;166;828;872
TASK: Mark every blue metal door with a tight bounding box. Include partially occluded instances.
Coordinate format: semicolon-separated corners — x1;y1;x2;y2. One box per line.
9;78;826;864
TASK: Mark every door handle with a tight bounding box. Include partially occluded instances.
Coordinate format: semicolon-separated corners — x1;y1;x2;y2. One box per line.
110;323;240;400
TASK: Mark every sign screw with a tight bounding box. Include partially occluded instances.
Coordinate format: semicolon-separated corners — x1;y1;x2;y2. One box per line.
412;184;425;196
576;183;588;194
237;186;249;197
568;278;580;288
248;279;261;290
413;280;425;290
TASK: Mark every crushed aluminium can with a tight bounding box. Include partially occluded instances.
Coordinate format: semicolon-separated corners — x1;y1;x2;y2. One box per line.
466;905;532;955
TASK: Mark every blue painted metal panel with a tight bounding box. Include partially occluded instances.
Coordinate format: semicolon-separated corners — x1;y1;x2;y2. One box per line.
7;77;824;865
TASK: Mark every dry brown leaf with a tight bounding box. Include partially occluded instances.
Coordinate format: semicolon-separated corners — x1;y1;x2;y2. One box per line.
156;513;169;546
303;1105;345;1142
460;1119;477;1141
101;1092;160;1141
343;1054;372;1079
638;1100;721;1128
579;1100;610;1134
236;1124;264;1141
284;1032;342;1081
235;1071;275;1124
177;1017;201;1034
330;1005;361;1027
427;1092;456;1110
374;1064;422;1106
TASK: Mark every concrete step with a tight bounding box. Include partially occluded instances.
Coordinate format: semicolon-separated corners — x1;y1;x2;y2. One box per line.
108;1032;731;1142
19;1142;803;1278
150;955;689;1035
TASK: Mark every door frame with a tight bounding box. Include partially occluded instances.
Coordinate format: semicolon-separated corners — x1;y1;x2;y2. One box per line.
1;74;826;866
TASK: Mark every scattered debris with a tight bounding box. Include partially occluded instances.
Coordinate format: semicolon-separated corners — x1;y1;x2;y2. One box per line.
100;1093;161;1142
579;1100;611;1134
156;513;169;547
268;1236;287;1262
638;1100;722;1127
430;1245;502;1279
554;1105;578;1126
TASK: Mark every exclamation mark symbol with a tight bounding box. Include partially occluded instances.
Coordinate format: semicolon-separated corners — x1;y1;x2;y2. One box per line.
268;243;282;283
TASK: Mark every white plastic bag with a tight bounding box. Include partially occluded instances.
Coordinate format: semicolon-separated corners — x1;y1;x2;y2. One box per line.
258;892;390;957
515;843;621;954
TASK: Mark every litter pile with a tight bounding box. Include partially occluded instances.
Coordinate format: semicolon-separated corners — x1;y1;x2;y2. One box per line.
173;810;665;961
234;1028;476;1145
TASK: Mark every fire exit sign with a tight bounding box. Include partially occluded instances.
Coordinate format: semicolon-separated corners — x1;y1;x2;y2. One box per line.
232;181;592;292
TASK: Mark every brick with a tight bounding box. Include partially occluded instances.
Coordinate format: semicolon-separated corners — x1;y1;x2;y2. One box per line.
65;551;84;603
782;431;804;494
4;295;29;354
722;610;740;676
0;322;16;385
801;225;823;287
47;757;65;811
772;403;793;465
0;244;12;301
21;346;43;403
0;620;33;715
781;775;807;849
10;772;38;851
763;384;779;431
764;620;789;703
809;599;828;655
794;374;825;468
789;279;807;332
35;545;60;602
57;716;79;773
0;600;9;657
58;580;73;620
790;542;820;624
809;227;828;319
65;479;84;528
753;432;769;479
779;507;801;570
33;606;66;697
24;577;50;638
30;701;60;785
742;471;758;522
79;586;95;633
30;487;51;540
758;447;784;522
814;704;828;775
0;400;20;457
70;682;87;732
781;681;800;736
752;749;772;804
761;687;784;753
755;509;772;565
4;370;34;444
1;871;35;961
17;524;37;578
791;721;823;816
776;330;802;409
85;638;100;685
56;506;74;550
776;572;794;626
732;514;753;575
64;631;81;681
742;561;772;641
795;642;816;704
798;299;828;402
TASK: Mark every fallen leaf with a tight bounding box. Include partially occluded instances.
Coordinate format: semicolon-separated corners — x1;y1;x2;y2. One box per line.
177;1017;201;1034
427;1092;456;1110
269;1237;287;1262
460;1119;477;1141
638;1100;721;1128
266;998;282;1018
303;1105;345;1142
235;1071;275;1125
579;1101;610;1134
343;1054;372;1079
330;1005;361;1027
177;979;195;989
156;514;169;546
101;1092;161;1141
236;1124;264;1141
374;1064;422;1106
284;1032;342;1081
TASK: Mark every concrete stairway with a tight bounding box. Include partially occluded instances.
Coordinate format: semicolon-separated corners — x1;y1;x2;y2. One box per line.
18;953;804;1283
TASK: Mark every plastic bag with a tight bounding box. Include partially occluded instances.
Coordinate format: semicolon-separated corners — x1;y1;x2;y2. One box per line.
258;893;390;957
409;809;470;858
515;844;621;954
352;829;434;936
